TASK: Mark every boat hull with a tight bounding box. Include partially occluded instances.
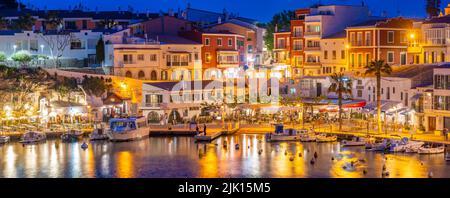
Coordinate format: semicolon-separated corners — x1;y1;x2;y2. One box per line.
0;136;10;144
108;127;150;142
418;147;445;154
267;134;301;141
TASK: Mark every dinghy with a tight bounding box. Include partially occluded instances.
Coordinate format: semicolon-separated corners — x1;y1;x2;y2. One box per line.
418;145;445;154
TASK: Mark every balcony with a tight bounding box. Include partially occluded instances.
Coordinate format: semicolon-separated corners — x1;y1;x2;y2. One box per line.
304;61;321;67
167;62;189;67
304;31;321;39
292;32;303;38
304;46;321;52
407;46;422;53
274;44;287;50
144;103;161;108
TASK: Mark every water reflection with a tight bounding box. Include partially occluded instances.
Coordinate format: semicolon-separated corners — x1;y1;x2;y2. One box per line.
0;134;449;178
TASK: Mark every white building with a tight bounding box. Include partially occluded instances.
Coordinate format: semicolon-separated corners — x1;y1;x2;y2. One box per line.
0;29;109;67
104;30;203;81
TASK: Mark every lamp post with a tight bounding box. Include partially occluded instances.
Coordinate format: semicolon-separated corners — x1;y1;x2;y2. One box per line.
40;44;44;54
13;45;17;53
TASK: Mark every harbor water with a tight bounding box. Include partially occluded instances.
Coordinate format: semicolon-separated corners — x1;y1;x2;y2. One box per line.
0;134;449;178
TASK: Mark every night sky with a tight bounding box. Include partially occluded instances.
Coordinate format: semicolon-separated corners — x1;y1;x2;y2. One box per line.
24;0;442;22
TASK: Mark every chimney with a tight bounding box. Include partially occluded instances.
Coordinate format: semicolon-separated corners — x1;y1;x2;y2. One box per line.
445;4;450;16
275;24;278;33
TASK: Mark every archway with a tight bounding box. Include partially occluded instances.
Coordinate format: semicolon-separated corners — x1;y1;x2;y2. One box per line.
147;111;160;124
125;71;132;78
151;70;157;80
138;70;145;79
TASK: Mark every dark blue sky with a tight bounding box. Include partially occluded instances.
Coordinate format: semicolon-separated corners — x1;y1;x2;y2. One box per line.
25;0;440;22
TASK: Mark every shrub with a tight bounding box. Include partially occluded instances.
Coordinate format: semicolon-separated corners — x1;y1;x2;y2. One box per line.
11;50;32;67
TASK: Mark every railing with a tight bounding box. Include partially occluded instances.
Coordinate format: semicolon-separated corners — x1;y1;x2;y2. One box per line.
293;32;303;37
144;103;161;108
304;31;320;36
275;44;287;49
167;62;189;66
304;46;320;51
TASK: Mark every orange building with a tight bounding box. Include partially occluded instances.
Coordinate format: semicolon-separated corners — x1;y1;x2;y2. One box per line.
346;17;415;72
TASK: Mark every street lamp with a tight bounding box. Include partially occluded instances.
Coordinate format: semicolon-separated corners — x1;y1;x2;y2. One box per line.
40;44;44;53
13;45;17;53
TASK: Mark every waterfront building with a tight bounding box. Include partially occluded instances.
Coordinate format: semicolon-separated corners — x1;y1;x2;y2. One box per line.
273;4;377;77
346;17;415;74
423;65;450;132
0;29;111;68
103;28;203;81
179;30;246;79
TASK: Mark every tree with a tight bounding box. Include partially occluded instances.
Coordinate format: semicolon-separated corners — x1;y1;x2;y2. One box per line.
81;76;109;97
96;37;105;64
262;10;295;52
39;31;74;67
0;16;9;30
99;19;116;29
328;73;353;132
365;60;392;134
54;77;79;101
426;0;441;18
11;50;32;67
44;11;63;31
14;13;36;31
0;52;6;63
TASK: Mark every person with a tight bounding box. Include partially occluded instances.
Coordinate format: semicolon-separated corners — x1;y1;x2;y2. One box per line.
196;125;199;135
444;128;449;141
203;124;207;135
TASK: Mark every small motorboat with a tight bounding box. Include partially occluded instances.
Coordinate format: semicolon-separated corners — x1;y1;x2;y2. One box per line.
0;136;10;144
61;129;84;142
316;134;337;143
89;123;109;141
341;136;366;147
299;133;317;142
107;117;150;141
20;131;46;143
418;145;445;154
265;124;303;142
391;138;424;152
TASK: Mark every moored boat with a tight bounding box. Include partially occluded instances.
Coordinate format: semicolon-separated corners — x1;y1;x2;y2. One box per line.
341;136;366;147
0;136;10;144
316;134;337;143
61;129;84;142
391;139;424;152
299;132;317;142
89;123;109;141
19;131;46;143
418;145;445;154
445;145;450;161
265;124;305;142
107;117;150;142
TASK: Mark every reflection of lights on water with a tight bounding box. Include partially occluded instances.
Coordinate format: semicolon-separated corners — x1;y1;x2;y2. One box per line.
4;146;17;177
116;151;134;178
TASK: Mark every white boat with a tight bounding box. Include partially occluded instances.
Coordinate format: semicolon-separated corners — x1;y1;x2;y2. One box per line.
391;139;424;152
341;136;366;147
107;117;150;142
0;136;10;144
418;145;445;154
316;134;337;143
299;133;317;142
89;123;109;141
19;131;46;143
61;129;84;142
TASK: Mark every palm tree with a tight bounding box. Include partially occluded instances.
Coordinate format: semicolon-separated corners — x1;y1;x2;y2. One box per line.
365;60;392;134
328;73;353;132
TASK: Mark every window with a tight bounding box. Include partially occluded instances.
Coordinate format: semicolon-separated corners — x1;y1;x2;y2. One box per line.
205;52;211;63
350;32;356;46
228;38;232;46
293;40;303;51
387;31;394;44
387;87;390;100
205;38;210;46
217;38;222;46
248;45;253;53
70;39;84;49
341;50;345;59
293;27;303;37
332;50;336;60
357;32;363;46
365;53;370;66
387;51;394;63
365;31;371;46
137;54;144;61
357;53;362;67
400;31;407;43
350;53;355;67
277;38;286;49
400;53;406;65
324;50;328;59
150;54;157;61
30;40;38;51
123;54;133;64
194;53;199;60
357;90;363;97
